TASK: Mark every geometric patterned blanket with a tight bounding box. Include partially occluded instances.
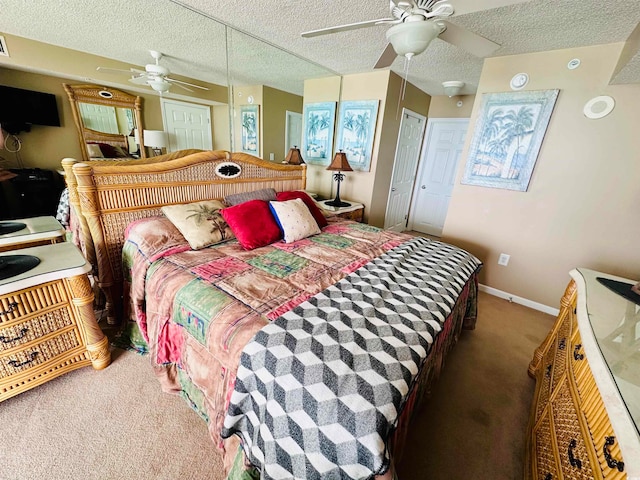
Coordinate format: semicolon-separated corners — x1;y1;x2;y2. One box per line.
221;237;482;479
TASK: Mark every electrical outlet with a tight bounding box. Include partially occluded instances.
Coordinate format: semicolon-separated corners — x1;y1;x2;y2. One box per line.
498;253;510;266
269;153;275;161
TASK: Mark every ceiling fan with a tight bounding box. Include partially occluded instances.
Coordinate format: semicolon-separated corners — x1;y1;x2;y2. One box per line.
301;0;529;68
97;50;209;93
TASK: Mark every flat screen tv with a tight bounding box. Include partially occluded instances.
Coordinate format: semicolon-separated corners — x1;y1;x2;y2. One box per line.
0;85;60;133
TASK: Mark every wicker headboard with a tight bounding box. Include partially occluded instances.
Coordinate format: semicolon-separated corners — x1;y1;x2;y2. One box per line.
83;128;129;150
61;149;207;283
71;150;306;323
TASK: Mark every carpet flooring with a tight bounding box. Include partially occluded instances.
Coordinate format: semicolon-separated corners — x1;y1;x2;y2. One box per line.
0;292;554;480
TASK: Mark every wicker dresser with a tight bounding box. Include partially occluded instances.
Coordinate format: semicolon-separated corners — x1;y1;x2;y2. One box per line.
526;269;640;480
0;242;111;402
0;216;66;253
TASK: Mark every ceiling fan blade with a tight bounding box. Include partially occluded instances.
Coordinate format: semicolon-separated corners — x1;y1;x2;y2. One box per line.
374;43;398;69
302;18;393;38
96;66;134;75
434;0;530;16
438;20;501;57
169;82;194;93
166;77;209;90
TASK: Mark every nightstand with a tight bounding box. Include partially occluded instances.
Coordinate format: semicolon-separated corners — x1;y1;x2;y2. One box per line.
0;242;111;402
318;200;365;223
0;216;66;253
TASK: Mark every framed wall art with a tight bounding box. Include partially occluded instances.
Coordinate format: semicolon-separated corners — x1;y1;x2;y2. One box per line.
461;89;559;192
301;102;336;166
335;100;379;172
240;105;259;155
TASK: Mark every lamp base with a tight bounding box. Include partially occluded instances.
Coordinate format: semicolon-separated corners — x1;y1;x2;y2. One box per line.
324;199;351;208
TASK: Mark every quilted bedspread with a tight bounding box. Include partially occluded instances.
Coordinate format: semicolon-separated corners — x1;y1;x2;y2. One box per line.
122;217;409;440
221;237;481;479
122;216;481;479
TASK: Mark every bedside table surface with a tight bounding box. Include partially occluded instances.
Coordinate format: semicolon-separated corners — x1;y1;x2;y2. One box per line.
318;200;364;213
0;242;90;295
0;216;65;247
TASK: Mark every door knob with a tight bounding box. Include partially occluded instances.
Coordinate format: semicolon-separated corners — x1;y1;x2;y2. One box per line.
421;185;426;189
391;188;396;192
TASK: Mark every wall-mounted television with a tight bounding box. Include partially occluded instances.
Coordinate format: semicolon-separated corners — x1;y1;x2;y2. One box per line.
0;85;60;134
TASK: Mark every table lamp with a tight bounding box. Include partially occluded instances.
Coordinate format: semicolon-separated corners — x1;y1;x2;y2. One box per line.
325;150;353;207
284;146;304;165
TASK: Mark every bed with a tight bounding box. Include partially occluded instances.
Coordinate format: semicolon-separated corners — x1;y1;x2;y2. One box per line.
61;148;208;314
70;151;482;479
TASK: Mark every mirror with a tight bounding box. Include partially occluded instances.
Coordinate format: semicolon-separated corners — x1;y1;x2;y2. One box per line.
63;83;145;162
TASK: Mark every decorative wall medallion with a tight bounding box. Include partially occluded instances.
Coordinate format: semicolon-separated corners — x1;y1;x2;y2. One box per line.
583;96;615;119
510;73;529;90
567;58;581;70
215;162;242;178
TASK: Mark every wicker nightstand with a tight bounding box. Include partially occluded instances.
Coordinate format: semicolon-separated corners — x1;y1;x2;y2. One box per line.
0;216;66;253
0;242;111;402
318;200;365;223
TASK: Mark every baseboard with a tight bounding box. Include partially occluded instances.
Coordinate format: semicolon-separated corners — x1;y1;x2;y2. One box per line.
479;284;559;316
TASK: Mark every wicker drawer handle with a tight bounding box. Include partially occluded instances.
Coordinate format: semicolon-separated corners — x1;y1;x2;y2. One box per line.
0;327;29;343
568;439;582;469
545;364;552;378
558;338;566;350
0;301;19;317
544;474;552;480
573;344;584;361
604;436;625;472
7;351;39;368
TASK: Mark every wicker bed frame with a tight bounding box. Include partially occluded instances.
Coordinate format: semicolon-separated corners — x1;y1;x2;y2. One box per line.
63;150;306;324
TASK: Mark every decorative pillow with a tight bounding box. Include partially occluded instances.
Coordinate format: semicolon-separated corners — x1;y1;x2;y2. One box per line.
276;190;328;228
269;198;321;243
86;143;103;158
224;187;277;206
221;199;281;250
161;199;234;250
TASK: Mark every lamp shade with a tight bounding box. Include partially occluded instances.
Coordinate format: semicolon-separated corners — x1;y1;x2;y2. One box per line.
285;146;305;165
147;78;171;93
142;130;168;149
442;81;464;97
386;20;442;58
135;129;168;148
326;150;353;172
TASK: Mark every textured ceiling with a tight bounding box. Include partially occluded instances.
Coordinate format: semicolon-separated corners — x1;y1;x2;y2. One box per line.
0;0;639;96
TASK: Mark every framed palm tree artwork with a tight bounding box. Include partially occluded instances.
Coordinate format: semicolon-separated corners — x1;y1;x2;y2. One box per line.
301;102;336;166
335;100;379;172
240;105;259;155
461;89;559;191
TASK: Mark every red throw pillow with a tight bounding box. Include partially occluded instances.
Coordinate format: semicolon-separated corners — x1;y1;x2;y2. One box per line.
276;191;328;228
221;199;282;250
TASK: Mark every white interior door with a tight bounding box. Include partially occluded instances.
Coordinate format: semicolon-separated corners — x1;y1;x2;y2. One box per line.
409;118;469;237
285;111;302;152
384;109;426;231
78;103;118;133
161;99;212;152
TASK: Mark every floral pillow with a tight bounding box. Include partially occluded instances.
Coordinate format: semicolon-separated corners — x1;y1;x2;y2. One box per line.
269;198;321;243
161;199;234;250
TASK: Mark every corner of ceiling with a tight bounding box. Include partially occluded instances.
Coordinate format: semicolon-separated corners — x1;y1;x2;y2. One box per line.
610;21;640;85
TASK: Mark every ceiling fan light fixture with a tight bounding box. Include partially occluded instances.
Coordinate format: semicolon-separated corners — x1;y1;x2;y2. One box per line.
148;78;171;93
385;20;442;58
442;80;464;97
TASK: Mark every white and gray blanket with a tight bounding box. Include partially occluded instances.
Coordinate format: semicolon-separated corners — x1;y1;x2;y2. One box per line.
222;237;482;479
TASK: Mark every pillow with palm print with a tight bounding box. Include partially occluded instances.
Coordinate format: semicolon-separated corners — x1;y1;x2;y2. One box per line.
161;199;235;250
